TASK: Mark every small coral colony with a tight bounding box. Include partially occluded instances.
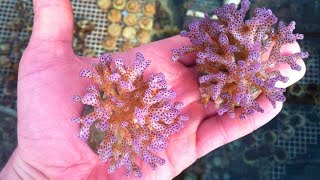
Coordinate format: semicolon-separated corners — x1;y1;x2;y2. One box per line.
71;0;308;178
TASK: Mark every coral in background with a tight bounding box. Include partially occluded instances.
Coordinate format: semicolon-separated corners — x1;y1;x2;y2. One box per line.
73;19;95;57
98;0;156;52
72;53;188;177
172;0;308;119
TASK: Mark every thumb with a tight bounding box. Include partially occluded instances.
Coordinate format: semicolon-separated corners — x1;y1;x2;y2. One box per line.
30;0;73;44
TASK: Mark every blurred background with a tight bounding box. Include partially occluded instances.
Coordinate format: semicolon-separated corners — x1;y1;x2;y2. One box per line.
0;0;319;179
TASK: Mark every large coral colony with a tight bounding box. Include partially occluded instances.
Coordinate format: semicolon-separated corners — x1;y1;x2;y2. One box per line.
173;0;308;118
72;0;308;178
72;52;189;177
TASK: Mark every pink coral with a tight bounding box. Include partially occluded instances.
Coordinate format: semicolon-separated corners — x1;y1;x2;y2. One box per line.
72;53;188;177
172;0;308;118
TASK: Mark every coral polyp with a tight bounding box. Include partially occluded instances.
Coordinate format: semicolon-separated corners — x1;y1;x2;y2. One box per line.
172;0;308;118
72;53;188;177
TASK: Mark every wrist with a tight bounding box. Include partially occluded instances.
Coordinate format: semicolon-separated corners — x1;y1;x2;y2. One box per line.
0;149;21;179
0;149;48;180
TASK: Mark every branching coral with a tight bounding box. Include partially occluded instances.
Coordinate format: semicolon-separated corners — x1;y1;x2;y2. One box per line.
72;53;188;177
172;0;309;118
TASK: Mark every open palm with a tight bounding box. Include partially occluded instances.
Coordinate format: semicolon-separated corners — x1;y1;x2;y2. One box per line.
2;1;305;180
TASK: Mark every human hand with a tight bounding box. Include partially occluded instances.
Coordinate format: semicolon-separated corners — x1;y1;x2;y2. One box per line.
0;0;306;180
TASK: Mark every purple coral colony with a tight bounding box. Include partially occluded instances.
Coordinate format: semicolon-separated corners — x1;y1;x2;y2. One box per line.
72;0;308;178
72;52;188;177
173;0;308;118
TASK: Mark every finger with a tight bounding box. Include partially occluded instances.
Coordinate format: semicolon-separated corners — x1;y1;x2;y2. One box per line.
142;35;197;67
80;35;196;70
79;56;99;65
272;42;306;88
275;58;306;88
262;41;301;62
31;0;73;44
115;35;196;67
196;94;283;158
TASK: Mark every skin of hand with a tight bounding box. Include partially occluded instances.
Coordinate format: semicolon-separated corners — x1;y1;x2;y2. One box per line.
0;0;306;180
